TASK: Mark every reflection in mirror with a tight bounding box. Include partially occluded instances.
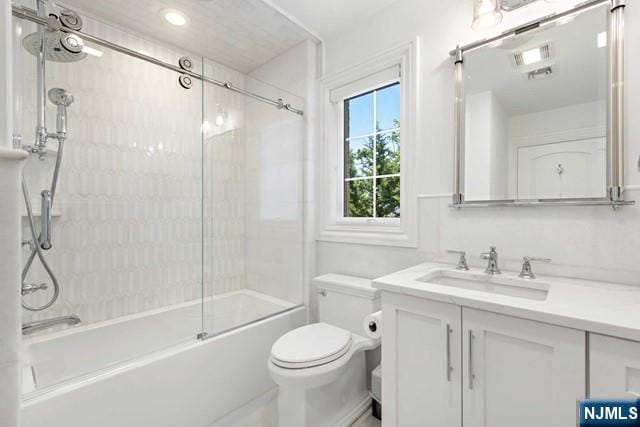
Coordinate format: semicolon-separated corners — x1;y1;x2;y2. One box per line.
463;4;608;201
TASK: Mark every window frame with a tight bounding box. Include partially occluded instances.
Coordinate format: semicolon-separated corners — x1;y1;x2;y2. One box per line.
318;40;418;247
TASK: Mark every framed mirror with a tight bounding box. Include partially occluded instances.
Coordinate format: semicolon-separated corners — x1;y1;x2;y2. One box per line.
450;0;632;208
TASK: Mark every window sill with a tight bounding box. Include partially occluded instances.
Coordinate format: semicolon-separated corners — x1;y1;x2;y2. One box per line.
317;223;417;248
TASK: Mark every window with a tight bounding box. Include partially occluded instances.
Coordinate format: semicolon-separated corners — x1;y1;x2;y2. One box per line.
344;83;401;218
318;40;418;247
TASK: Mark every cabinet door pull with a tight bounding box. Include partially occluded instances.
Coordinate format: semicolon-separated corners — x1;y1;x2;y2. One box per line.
446;323;453;381
468;330;475;390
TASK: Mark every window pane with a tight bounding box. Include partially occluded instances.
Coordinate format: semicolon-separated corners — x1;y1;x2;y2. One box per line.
345;179;374;217
376;176;400;218
376;131;400;176
346;92;373;138
376;83;400;132
346;136;374;178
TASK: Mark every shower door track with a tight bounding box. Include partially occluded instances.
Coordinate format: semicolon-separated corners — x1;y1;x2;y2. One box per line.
12;5;305;116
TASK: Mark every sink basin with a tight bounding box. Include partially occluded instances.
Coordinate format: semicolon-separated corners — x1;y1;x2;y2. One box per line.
418;269;549;301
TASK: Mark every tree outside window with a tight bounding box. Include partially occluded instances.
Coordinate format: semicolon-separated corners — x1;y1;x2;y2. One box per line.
344;83;400;218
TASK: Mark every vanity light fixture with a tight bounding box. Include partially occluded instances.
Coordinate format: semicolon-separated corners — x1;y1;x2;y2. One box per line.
162;9;188;26
472;0;503;30
477;0;569;30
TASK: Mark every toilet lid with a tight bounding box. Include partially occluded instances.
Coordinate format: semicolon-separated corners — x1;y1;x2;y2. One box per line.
271;323;352;369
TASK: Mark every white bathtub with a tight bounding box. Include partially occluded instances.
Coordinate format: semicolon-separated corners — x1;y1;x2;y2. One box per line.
21;290;306;427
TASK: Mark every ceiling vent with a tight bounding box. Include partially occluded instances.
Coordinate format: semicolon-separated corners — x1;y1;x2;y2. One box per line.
510;41;555;73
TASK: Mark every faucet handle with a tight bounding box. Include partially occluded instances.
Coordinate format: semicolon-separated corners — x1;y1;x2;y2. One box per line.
480;246;497;259
519;256;551;279
447;250;469;270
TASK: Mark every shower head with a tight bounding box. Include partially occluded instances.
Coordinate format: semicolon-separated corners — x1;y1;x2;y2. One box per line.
22;30;87;63
48;88;74;107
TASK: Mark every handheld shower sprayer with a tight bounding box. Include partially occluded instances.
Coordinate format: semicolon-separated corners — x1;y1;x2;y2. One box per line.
48;88;74;134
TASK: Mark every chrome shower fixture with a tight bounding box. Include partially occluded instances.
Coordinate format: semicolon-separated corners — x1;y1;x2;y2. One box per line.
48;87;74;134
21;2;87;63
22;27;87;63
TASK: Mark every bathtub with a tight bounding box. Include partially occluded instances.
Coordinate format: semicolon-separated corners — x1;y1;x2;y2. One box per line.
21;290;306;427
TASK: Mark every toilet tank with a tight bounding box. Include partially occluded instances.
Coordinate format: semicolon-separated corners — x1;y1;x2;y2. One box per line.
315;274;380;336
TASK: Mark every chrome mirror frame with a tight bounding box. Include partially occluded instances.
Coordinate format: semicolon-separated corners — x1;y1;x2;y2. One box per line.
450;0;633;209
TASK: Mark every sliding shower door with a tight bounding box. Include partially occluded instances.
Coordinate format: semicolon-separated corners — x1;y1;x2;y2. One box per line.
17;14;206;393
202;61;305;337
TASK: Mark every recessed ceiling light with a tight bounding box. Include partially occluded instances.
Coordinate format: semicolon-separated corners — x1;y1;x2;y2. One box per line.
522;47;542;65
162;9;188;26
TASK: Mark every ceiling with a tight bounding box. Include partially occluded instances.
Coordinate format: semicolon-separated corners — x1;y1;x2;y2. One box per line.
263;0;402;40
59;0;319;73
465;5;608;116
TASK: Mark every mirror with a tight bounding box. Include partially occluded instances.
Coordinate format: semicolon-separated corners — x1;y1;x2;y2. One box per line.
458;3;616;204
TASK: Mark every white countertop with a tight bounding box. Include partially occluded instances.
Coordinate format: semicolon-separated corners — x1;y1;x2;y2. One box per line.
373;263;640;342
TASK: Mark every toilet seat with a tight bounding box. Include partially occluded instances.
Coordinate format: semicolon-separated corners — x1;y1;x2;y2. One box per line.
271;323;352;369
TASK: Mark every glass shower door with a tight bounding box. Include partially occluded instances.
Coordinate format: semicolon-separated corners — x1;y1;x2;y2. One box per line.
202;62;305;337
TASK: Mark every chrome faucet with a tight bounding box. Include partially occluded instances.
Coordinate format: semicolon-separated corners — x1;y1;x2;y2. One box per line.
447;250;469;270
480;246;501;275
519;256;551;279
22;315;81;336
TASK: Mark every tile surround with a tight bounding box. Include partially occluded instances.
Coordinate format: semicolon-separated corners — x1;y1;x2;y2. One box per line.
16;14;306;333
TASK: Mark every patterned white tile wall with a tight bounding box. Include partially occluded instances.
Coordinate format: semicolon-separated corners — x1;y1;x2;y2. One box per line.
243;78;305;304
18;15;249;329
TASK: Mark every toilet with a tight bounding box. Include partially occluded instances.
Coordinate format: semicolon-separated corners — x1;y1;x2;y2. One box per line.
269;274;381;427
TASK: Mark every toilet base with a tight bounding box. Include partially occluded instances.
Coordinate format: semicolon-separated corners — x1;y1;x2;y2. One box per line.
276;352;370;427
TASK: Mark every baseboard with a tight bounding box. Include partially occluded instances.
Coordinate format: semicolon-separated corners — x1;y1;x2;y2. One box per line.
336;395;372;427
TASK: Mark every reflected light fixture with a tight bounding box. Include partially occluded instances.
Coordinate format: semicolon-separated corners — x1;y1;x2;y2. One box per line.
215;104;227;127
597;32;607;48
162;9;188;26
472;0;503;31
82;46;103;57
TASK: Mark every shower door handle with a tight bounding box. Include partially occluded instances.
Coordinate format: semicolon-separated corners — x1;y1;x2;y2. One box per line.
40;190;52;250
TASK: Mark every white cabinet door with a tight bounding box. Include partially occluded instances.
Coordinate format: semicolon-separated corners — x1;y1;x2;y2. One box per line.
382;293;462;427
590;333;640;399
462;308;585;427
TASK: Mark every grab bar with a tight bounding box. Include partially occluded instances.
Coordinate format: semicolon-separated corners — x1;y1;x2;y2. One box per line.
40;190;52;250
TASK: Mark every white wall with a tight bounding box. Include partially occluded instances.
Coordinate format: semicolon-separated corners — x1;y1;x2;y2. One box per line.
0;0;21;425
316;0;640;292
465;91;508;200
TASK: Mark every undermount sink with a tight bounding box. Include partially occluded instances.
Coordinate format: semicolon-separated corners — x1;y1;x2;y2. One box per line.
418;269;550;301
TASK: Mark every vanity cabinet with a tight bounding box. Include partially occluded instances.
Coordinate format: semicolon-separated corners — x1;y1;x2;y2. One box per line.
462;307;585;427
381;292;462;427
590;334;640;399
382;293;586;427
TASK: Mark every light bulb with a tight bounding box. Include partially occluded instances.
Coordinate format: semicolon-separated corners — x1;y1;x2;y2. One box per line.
472;0;503;31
